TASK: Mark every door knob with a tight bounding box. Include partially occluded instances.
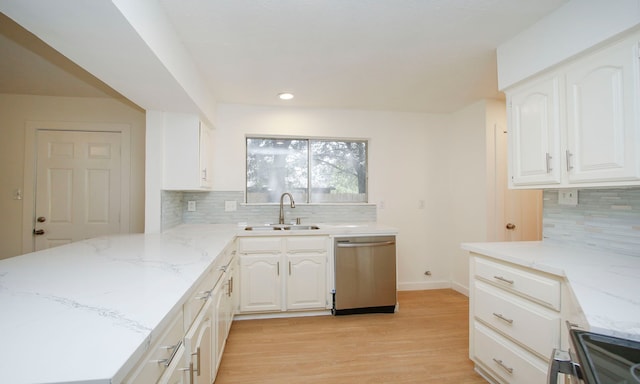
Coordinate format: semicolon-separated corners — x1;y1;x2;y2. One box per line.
506;223;516;230
33;229;45;235
37;216;46;223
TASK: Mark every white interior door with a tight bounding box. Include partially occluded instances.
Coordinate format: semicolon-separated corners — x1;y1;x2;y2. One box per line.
494;125;543;241
34;130;122;251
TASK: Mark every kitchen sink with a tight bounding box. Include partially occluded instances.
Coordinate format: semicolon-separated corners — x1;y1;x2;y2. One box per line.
244;225;320;231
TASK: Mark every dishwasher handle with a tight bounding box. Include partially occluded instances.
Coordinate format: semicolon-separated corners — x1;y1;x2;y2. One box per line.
336;240;395;248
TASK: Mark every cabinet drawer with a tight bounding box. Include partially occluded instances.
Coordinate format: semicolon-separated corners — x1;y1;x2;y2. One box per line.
286;236;328;253
474;280;560;359
238;237;282;254
125;311;184;384
474;257;560;310
184;267;221;331
473;321;548;384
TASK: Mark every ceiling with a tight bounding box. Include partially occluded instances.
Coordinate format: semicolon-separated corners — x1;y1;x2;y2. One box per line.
0;0;569;113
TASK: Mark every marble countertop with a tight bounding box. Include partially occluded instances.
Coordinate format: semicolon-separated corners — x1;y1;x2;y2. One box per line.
0;224;237;384
461;241;640;342
0;222;396;384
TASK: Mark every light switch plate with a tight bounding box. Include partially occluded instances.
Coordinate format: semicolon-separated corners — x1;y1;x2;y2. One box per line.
558;189;578;206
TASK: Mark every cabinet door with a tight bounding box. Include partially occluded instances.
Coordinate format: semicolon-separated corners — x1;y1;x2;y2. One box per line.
184;299;213;384
565;40;640;183
239;255;282;312
286;254;327;310
508;75;562;186
163;113;214;190
212;277;226;372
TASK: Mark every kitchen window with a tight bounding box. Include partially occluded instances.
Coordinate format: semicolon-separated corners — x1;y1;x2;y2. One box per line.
246;137;368;203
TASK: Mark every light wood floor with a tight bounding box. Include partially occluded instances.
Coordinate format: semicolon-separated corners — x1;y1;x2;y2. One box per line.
215;289;487;384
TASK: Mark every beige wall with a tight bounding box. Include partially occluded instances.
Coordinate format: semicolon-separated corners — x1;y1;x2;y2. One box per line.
0;94;146;259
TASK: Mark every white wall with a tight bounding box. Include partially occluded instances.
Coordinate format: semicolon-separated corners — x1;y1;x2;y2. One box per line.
447;100;506;294
497;0;640;89
213;103;456;290
0;94;146;259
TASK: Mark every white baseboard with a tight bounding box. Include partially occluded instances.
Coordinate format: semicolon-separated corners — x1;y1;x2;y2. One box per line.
397;280;451;291
450;281;469;297
397;280;470;297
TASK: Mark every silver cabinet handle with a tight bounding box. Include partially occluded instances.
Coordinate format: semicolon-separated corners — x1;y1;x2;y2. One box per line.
493;312;514;324
178;362;195;384
201;168;207;181
493;275;514;284
195;290;211;300
154;340;182;366
545;152;552;173
493;358;514;374
289;261;292;276
277;261;280;276
336;240;395;248
191;347;201;377
566;149;573;172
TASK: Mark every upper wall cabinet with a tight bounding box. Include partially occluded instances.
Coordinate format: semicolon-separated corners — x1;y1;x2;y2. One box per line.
508;32;640;189
163;113;214;190
508;74;562;186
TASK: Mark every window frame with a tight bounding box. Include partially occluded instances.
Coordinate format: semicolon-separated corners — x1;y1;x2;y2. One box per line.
245;135;369;204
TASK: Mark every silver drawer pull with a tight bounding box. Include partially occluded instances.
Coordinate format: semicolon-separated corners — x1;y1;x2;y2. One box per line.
493;312;514;324
493;275;514;284
160;343;179;351
493;358;514;374
154;340;182;366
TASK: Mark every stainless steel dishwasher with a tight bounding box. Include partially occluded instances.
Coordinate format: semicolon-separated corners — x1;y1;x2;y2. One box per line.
333;235;397;315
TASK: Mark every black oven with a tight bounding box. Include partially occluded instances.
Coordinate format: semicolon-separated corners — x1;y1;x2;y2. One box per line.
548;329;640;383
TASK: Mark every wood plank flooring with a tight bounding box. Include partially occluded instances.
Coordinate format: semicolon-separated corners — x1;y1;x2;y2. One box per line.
215;289;487;384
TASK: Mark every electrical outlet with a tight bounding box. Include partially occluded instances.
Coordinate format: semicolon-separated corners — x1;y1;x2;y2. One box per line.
558;189;578;206
187;201;196;211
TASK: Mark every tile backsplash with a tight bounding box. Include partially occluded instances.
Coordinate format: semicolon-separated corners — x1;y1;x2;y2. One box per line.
161;190;377;231
543;188;640;256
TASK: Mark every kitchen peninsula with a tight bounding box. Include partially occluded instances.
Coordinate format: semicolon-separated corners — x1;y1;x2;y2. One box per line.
0;223;396;384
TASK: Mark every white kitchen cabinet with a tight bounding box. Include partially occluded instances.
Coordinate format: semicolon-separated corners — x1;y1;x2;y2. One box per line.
508;74;562;186
239;253;282;312
124;311;184;384
469;254;562;384
126;242;237;384
565;38;639;184
163;112;214;190
508;31;640;189
184;298;214;384
238;236;329;314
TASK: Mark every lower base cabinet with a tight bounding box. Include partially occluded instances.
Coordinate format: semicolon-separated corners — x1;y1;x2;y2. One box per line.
238;236;329;313
469;254;562;384
125;244;237;384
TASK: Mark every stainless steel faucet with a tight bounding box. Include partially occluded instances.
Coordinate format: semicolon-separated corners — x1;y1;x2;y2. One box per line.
279;192;295;224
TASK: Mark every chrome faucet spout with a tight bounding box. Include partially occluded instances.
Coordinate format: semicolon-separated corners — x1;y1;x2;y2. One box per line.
279;193;295;224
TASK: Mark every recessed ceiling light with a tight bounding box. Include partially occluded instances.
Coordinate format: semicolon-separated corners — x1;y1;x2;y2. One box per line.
278;92;294;100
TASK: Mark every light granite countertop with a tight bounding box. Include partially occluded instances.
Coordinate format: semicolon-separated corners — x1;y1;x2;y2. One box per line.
0;222;396;384
461;241;640;342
